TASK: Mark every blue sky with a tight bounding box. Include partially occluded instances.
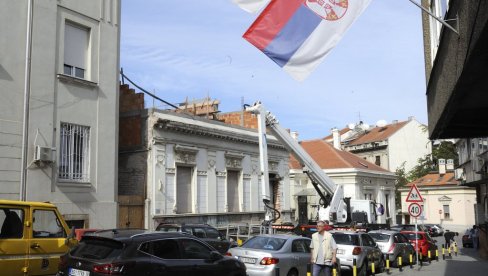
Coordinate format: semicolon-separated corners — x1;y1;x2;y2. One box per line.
121;0;427;140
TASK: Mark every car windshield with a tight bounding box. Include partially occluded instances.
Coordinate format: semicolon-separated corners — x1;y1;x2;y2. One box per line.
157;227;179;232
332;233;360;246
241;236;286;251
368;233;390;242
403;233;422;240
71;238;124;260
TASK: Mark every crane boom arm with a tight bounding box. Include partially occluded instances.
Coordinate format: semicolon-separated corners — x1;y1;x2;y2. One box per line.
246;102;348;223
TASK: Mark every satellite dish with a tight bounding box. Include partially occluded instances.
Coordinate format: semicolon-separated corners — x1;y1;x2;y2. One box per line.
348;123;355;130
376;120;387;128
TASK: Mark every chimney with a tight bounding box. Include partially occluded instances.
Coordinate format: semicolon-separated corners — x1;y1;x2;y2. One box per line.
332;128;341;149
291;131;299;141
446;159;454;170
438;159;446;175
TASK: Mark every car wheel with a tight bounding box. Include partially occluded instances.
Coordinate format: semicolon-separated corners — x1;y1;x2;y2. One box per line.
286;269;298;276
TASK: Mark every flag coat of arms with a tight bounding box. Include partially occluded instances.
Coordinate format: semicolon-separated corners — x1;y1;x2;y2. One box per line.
243;0;371;81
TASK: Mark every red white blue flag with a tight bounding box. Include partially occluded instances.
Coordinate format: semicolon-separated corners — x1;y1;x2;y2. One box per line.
233;0;270;13
243;0;371;81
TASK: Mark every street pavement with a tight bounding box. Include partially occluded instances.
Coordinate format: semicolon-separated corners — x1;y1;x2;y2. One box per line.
368;235;488;276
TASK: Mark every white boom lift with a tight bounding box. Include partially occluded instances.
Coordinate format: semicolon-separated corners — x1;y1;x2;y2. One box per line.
246;101;378;226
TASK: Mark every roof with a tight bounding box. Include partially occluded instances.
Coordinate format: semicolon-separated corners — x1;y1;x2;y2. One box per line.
346;121;409;146
0;200;56;208
85;229;189;242
289;139;389;172
406;172;459;187
323;127;351;140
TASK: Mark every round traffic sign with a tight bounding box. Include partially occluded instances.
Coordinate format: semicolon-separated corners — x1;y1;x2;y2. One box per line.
408;203;422;218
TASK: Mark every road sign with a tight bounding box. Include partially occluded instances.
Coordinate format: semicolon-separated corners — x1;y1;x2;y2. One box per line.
405;184;423;202
408;203;422;218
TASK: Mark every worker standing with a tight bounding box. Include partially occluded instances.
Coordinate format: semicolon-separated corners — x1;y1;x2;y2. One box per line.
310;220;338;276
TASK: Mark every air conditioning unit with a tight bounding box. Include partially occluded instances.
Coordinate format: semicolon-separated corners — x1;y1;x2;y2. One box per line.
34;146;53;163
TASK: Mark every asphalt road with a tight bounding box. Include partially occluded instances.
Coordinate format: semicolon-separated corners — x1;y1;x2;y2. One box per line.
362;235;488;276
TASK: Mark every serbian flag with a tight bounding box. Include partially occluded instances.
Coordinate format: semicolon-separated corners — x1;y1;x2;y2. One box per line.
243;0;371;81
233;0;270;13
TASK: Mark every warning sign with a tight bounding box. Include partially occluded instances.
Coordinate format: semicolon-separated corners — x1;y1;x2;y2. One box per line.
405;184;423;203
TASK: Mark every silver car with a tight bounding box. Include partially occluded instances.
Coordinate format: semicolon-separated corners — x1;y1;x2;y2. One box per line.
227;234;338;276
368;230;416;266
331;231;384;276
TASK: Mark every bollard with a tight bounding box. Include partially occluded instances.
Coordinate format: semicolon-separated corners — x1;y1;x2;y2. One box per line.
428;250;431;263
398;256;403;272
385;254;390;275
419;252;423;267
454;244;458;256
333;266;337;276
442;245;445;260
371;257;375;276
409;253;413;269
435;248;439;261
307;263;311;276
353;258;357;276
448;246;451;257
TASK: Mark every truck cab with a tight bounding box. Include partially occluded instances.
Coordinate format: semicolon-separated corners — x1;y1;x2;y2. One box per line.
0;200;76;275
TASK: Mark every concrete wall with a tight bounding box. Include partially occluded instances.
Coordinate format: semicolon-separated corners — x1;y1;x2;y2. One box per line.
388;120;431;172
0;0;120;228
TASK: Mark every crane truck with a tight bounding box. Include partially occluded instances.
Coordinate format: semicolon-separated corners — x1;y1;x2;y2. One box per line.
245;102;385;233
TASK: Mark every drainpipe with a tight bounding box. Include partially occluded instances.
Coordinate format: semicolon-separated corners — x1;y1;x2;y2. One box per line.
20;0;34;201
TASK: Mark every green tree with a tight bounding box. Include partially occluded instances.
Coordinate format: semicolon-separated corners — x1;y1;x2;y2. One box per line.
395;162;409;210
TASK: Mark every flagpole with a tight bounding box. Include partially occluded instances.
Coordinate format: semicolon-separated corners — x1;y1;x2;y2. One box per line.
407;0;458;35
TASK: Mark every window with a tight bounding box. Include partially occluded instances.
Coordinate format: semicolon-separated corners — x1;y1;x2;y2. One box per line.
364;193;372;200
227;171;239;212
64;22;89;79
375;156;381;166
292;239;310;253
59;123;90;182
140;239;180;259
443;205;450;219
176;166;192;214
180;239;211;259
33;210;66;238
0;208;24;239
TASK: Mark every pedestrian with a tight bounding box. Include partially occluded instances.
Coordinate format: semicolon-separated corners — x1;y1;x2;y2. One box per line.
472;225;479;249
444;230;455;248
310;220;338;276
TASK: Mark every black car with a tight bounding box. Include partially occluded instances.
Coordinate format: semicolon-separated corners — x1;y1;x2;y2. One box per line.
57;229;246;276
156;223;233;254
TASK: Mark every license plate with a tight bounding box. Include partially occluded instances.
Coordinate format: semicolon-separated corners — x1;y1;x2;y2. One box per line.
337;249;345;255
239;257;257;264
69;268;90;276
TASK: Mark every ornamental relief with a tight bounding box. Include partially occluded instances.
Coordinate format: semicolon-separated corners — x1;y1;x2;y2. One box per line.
216;171;227;177
175;151;196;165
269;161;279;172
165;168;176;174
226;157;242;169
197;170;207;176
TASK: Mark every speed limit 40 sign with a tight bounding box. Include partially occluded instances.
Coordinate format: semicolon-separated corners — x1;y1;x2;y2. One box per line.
408;203;422;218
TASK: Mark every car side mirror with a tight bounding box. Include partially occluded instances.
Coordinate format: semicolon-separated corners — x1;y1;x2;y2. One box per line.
65;226;77;247
209;251;223;261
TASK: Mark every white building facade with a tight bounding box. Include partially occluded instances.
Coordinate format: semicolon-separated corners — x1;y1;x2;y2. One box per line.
145;110;292;230
0;0;120;228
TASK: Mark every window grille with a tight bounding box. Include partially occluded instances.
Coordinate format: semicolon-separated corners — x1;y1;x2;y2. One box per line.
59;123;90;182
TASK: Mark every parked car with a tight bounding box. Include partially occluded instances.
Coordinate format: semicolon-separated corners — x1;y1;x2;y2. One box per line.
391;224;429;233
57;229;246;276
368;230;416;266
462;228;474;248
74;228;99;241
331;231;384;276
226;234;327;276
401;231;437;260
156;223;233;254
425;224;444;236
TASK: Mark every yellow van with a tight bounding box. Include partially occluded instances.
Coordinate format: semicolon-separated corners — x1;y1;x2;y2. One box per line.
0;200;76;275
